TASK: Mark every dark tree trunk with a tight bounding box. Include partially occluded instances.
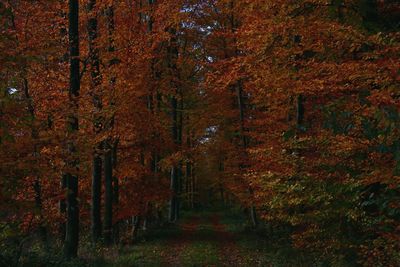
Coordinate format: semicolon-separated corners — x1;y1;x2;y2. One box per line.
186;161;191;207
65;174;79;258
112;140;119;244
176;165;182;220
60;174;67;241
64;0;80;259
167;25;181;222
33;176;48;246
87;0;103;244
131;216;141;243
176;97;183;219
169;166;179;222
23;78;48;246
147;0;154;32
191;165;196;209
218;161;225;205
91;155;102;243
236;82;258;228
169;95;179;222
104;146;113;245
143;202;151;231
112;175;119;243
101;3;117;247
236;82;247;148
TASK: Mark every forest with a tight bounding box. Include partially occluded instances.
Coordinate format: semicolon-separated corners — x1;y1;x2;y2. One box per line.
0;0;399;266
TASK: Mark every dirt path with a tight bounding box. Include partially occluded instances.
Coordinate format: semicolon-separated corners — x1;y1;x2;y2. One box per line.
211;214;245;266
161;215;201;266
164;213;245;266
112;212;269;266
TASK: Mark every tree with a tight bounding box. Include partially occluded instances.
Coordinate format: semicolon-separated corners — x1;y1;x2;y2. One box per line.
87;0;103;244
64;0;80;258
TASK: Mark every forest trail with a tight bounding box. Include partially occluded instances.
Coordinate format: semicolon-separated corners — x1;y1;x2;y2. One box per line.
157;213;244;267
107;210;274;267
210;214;245;266
166;213;246;266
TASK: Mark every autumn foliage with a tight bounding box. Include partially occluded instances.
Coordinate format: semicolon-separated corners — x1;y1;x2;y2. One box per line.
1;0;399;266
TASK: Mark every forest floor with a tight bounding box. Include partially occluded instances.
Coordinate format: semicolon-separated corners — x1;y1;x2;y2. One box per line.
101;209;317;267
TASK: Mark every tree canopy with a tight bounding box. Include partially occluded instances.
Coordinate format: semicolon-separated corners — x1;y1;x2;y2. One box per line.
1;0;399;266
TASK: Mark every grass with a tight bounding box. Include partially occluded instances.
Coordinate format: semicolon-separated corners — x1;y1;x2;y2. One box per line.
101;225;181;267
180;241;220;266
180;222;220;266
218;208;323;267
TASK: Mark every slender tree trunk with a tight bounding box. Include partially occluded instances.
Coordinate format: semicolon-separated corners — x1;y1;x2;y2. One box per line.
103;3;117;247
157;208;163;226
297;94;304;128
191;165;196;209
143;202;151;231
131;216;141;243
167;24;181;222
169;166;178;222
176;97;183;219
60;174;67;241
250;206;258;227
220;185;224;204
218;161;224;205
176;165;182;219
169;95;178;222
65;174;79;258
186;161;191;207
131;151;145;242
23;79;48;246
91;156;102;243
104;145;113;245
87;0;103;244
113;174;119;243
33;179;48;245
64;0;80;259
236;82;258;228
147;0;154;32
112;140;119;244
236;83;247;148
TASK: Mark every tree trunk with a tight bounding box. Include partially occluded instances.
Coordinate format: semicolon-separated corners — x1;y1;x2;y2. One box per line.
91;155;102;243
104;146;113;245
169;165;178;222
103;3;116;247
64;174;79;258
131;216;141;243
112;140;119;244
176;97;183;219
186;161;191;207
169;94;178;222
191;165;195;209
60;174;67;241
113;175;119;243
250;206;258;227
87;0;103;244
23;78;48;246
236;81;258;228
64;0;80;259
176;165;182;220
